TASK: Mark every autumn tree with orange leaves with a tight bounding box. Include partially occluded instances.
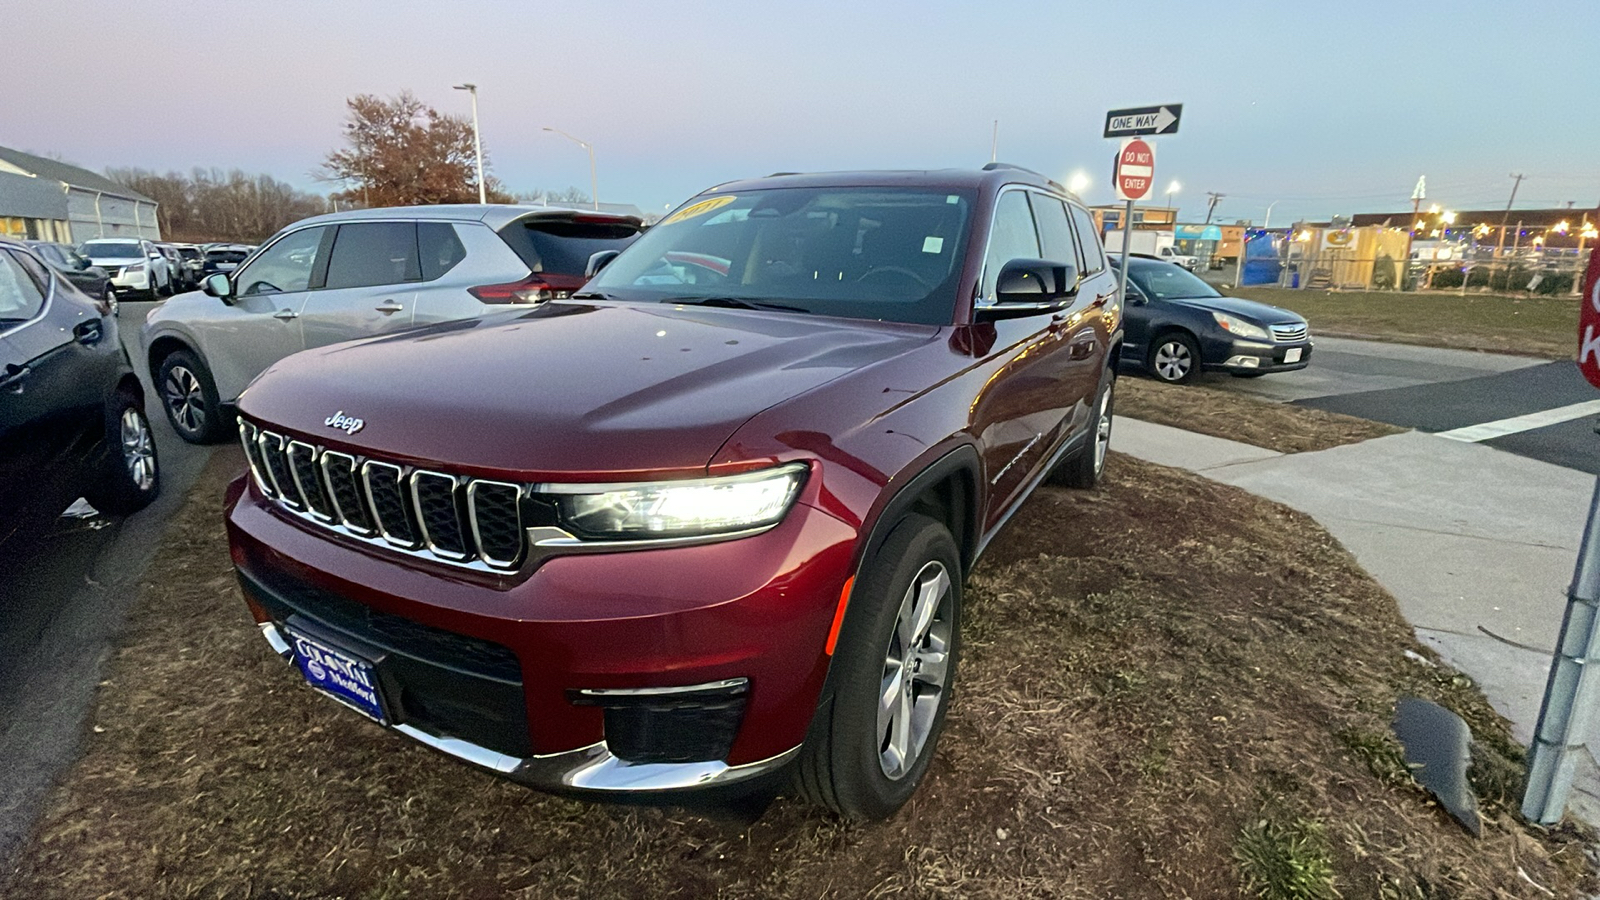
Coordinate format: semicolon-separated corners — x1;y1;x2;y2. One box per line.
321;91;512;207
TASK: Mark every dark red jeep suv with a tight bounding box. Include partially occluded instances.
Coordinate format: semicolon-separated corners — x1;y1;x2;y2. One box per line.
226;165;1123;820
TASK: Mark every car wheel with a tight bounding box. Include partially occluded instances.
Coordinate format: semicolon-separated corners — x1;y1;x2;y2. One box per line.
84;391;160;515
1053;370;1114;489
795;513;961;820
145;276;161;301
101;283;118;315
1148;332;1200;384
157;349;226;443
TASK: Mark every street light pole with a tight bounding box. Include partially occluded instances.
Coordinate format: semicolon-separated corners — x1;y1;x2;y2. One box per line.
543;128;599;211
1264;201;1278;230
453;83;487;205
1165;180;1181;222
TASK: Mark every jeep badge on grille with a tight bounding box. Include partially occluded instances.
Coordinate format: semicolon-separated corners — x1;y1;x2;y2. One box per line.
325;411;365;435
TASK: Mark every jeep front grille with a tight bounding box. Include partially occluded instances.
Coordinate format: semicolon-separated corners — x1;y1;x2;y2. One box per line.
240;421;525;572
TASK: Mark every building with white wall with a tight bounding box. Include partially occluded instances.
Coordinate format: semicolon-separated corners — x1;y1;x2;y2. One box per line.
0;145;159;243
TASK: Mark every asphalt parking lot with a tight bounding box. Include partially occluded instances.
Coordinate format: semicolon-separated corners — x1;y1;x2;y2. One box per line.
0;298;217;871
1199;336;1597;475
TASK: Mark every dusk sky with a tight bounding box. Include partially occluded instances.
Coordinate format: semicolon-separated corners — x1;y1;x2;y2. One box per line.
5;0;1597;225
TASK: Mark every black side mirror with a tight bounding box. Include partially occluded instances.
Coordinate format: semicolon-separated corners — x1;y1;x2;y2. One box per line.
977;258;1078;321
585;249;621;278
202;272;235;303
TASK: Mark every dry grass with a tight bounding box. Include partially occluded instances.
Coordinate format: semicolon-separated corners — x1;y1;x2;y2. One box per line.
4;449;1594;898
1225;286;1577;360
1116;375;1404;453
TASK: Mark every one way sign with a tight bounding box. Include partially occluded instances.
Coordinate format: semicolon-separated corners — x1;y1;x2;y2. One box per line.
1103;104;1183;138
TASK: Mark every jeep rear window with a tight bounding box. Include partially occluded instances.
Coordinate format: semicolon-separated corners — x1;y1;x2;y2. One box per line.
497;218;641;276
587;187;975;326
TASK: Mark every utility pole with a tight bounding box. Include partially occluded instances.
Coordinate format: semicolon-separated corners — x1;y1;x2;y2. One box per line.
453;83;487;205
1495;173;1526;260
1204;192;1223;224
990;120;998;163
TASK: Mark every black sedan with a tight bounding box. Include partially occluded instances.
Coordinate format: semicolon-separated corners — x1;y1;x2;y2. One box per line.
1;240;159;550
1112;256;1312;383
22;240;114;307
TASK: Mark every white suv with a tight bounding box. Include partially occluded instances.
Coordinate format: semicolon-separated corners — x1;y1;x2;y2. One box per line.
141;204;642;443
81;238;174;299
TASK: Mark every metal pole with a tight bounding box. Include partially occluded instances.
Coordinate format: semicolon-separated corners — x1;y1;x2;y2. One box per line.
587;143;598;212
990;120;998;163
1117;198;1134;310
1235;229;1248;290
1523;467;1600;824
468;88;486;205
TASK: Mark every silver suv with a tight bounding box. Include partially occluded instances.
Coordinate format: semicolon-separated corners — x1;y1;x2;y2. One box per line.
141;204;641;443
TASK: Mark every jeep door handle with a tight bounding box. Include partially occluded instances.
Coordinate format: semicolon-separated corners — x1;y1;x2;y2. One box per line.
375;301;404;315
273;308;299;321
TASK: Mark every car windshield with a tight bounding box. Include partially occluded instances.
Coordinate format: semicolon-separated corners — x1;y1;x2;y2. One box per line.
81;241;143;259
1125;261;1222;301
178;247;201;260
586;186;975;325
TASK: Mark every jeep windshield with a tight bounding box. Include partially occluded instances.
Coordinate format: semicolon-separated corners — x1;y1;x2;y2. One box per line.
585;187;975;325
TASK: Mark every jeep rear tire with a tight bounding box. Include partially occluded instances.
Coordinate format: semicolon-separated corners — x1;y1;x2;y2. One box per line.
1052;370;1114;489
796;513;961;820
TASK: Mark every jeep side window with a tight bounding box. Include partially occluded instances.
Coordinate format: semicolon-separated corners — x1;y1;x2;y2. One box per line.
235;226;327;296
980;190;1041;301
1067;204;1107;275
1030;194;1081;274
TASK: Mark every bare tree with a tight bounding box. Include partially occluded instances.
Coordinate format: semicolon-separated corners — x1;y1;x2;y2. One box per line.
321;91;512;207
105;168;327;243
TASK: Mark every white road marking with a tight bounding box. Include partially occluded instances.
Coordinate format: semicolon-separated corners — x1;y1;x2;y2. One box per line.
1435;399;1600;443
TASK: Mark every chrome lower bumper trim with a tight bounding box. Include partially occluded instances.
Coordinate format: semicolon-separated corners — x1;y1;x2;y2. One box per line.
260;621;292;657
260;623;798;793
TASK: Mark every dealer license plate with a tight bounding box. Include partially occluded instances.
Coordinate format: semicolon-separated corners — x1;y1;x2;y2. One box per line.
287;629;387;724
1284;348;1303;363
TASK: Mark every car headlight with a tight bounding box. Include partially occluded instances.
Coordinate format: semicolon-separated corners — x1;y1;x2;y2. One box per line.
551;463;807;540
127;263;146;273
1212;312;1269;341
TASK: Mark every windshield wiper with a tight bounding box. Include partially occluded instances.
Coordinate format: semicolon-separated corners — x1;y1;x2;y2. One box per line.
570;290;617;301
662;296;811;314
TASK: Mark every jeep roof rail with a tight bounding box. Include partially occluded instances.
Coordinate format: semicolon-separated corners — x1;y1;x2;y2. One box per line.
766;171;801;177
982;162;1066;194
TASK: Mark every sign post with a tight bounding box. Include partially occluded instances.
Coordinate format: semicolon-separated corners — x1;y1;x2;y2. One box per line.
1114;138;1155;308
1104;103;1181;310
1523;245;1600;824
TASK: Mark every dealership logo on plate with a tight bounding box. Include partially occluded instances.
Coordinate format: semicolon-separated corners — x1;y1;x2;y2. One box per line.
324;411;365;435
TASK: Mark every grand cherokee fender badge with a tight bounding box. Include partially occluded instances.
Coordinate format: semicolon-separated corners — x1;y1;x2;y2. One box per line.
324;411;365;435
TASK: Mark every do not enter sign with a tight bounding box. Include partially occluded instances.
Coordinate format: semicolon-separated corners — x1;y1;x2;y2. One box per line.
1116;138;1154;202
1579;247;1600;389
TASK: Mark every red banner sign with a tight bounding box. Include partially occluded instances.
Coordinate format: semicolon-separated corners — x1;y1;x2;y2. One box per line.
1580;246;1600;389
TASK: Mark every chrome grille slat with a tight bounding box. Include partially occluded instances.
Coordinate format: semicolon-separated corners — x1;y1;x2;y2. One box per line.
287;441;334;521
239;421;526;572
320;451;375;535
362;461;417;548
238;421;273;497
468;480;524;567
412;470;469;560
1271;324;1308;343
257;431;299;509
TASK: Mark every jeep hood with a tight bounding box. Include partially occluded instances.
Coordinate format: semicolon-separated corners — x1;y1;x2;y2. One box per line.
237;302;937;479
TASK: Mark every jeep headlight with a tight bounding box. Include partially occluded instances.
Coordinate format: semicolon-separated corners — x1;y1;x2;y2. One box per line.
552;463;807;540
1212;312;1269;341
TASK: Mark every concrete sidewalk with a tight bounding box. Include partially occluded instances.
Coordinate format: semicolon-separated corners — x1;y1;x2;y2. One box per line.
1109;415;1600;819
